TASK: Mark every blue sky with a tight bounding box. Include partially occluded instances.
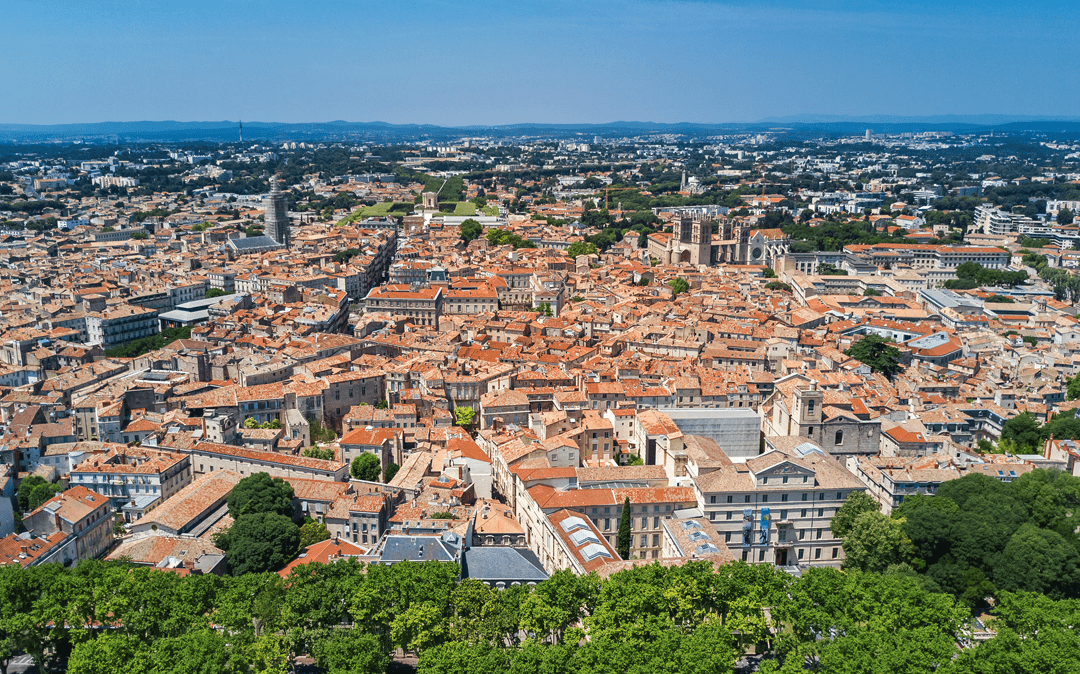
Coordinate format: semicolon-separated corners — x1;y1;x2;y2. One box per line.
3;0;1076;125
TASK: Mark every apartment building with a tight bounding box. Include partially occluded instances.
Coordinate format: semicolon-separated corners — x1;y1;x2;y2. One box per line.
692;440;866;568
69;447;192;518
23;487;114;564
363;284;443;328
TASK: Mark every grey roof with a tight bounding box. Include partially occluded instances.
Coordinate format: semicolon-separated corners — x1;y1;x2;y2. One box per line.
461;546;548;583
377;534;457;563
227;235;283;250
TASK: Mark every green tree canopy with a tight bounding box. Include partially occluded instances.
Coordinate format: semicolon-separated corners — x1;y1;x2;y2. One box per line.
1000;412;1043;454
351;453;381;482
215;512;300;575
454;407;475;428
667;277;690;296
845;334;903;379
384;462;401;483
566;241;599;259
831;491;880;539
459;218;483;243
616;497;632;559
226;472;296;519
299;519;332;548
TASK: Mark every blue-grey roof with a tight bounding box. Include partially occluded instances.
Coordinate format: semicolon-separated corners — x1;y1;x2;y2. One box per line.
377;534;457;563
227;235;282;250
461;547;548;583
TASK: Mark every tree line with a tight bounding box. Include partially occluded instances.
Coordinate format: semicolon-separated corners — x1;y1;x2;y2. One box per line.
834;469;1080;607
3;553;1078;674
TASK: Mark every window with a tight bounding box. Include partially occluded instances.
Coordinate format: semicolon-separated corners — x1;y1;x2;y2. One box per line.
818;508;824;517
832;547;839;559
836;492;843;500
782;476;788;484
725;511;732;520
759;549;766;561
710;511;716;521
641;517;648;529
781;494;788;502
727;495;733;503
802;493;808;501
725;532;731;542
819;493;825;501
780;510;787;521
604;519;610;530
816;528;822;539
762;495;768;503
799;529;805;540
640;535;647;547
801;508;807;518
653;517;660;528
834;430;844;446
815;548;822;559
710;495;717;504
807;400;815;416
763;477;768;485
798;548;804;560
745;495;751;503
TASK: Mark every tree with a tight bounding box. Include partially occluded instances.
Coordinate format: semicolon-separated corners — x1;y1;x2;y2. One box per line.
1040;415;1080;443
384;462;401;483
845;334;902;379
566;241;599;259
667;277;690;296
994;523;1080;598
831;491;880;539
299;519;331;548
302;447;335;460
227;472;295;519
17;476;59;513
310;629;388;674
762;267;777;278
1000;412;1043;454
459;218;483;243
205;288;228;298
1058;207;1074;226
67;634;151;674
130;231;148;240
454;406;475;429
765;281;792;293
351;453;381;482
863;288;881;296
214;512;300;575
840;511;915;574
616;497;632;559
1067;374;1080;401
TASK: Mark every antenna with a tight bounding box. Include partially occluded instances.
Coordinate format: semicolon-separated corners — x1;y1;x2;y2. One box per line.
239;120;243;144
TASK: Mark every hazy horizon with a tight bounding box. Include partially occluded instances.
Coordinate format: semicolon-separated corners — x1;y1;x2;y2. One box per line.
4;0;1077;126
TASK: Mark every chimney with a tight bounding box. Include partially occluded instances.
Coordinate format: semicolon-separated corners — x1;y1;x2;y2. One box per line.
183;560;194;570
20;545;28;555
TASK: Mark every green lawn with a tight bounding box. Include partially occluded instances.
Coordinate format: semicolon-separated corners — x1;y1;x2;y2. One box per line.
358;202;396;217
454;202;477;216
481;204;500;216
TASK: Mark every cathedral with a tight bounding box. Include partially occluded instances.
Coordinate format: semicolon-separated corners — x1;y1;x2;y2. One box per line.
646;213;791;267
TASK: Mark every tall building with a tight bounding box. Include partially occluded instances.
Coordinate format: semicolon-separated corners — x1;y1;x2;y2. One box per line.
264;177;290;247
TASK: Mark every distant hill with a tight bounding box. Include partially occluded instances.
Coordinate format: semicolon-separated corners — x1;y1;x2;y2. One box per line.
1;115;1079;143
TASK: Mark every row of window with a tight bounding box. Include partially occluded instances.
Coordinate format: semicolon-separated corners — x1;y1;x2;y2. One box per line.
711;508;830;522
710;491;846;504
591;504;672;515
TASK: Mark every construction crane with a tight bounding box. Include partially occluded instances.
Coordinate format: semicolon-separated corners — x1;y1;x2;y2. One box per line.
601;185;642;211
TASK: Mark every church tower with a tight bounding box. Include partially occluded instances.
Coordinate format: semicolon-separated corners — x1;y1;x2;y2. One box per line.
690;215;712;266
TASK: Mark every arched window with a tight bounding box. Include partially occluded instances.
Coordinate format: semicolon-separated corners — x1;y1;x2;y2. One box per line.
834;430;844;446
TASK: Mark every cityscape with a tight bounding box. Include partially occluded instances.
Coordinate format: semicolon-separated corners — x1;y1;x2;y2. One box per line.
2;2;1080;674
